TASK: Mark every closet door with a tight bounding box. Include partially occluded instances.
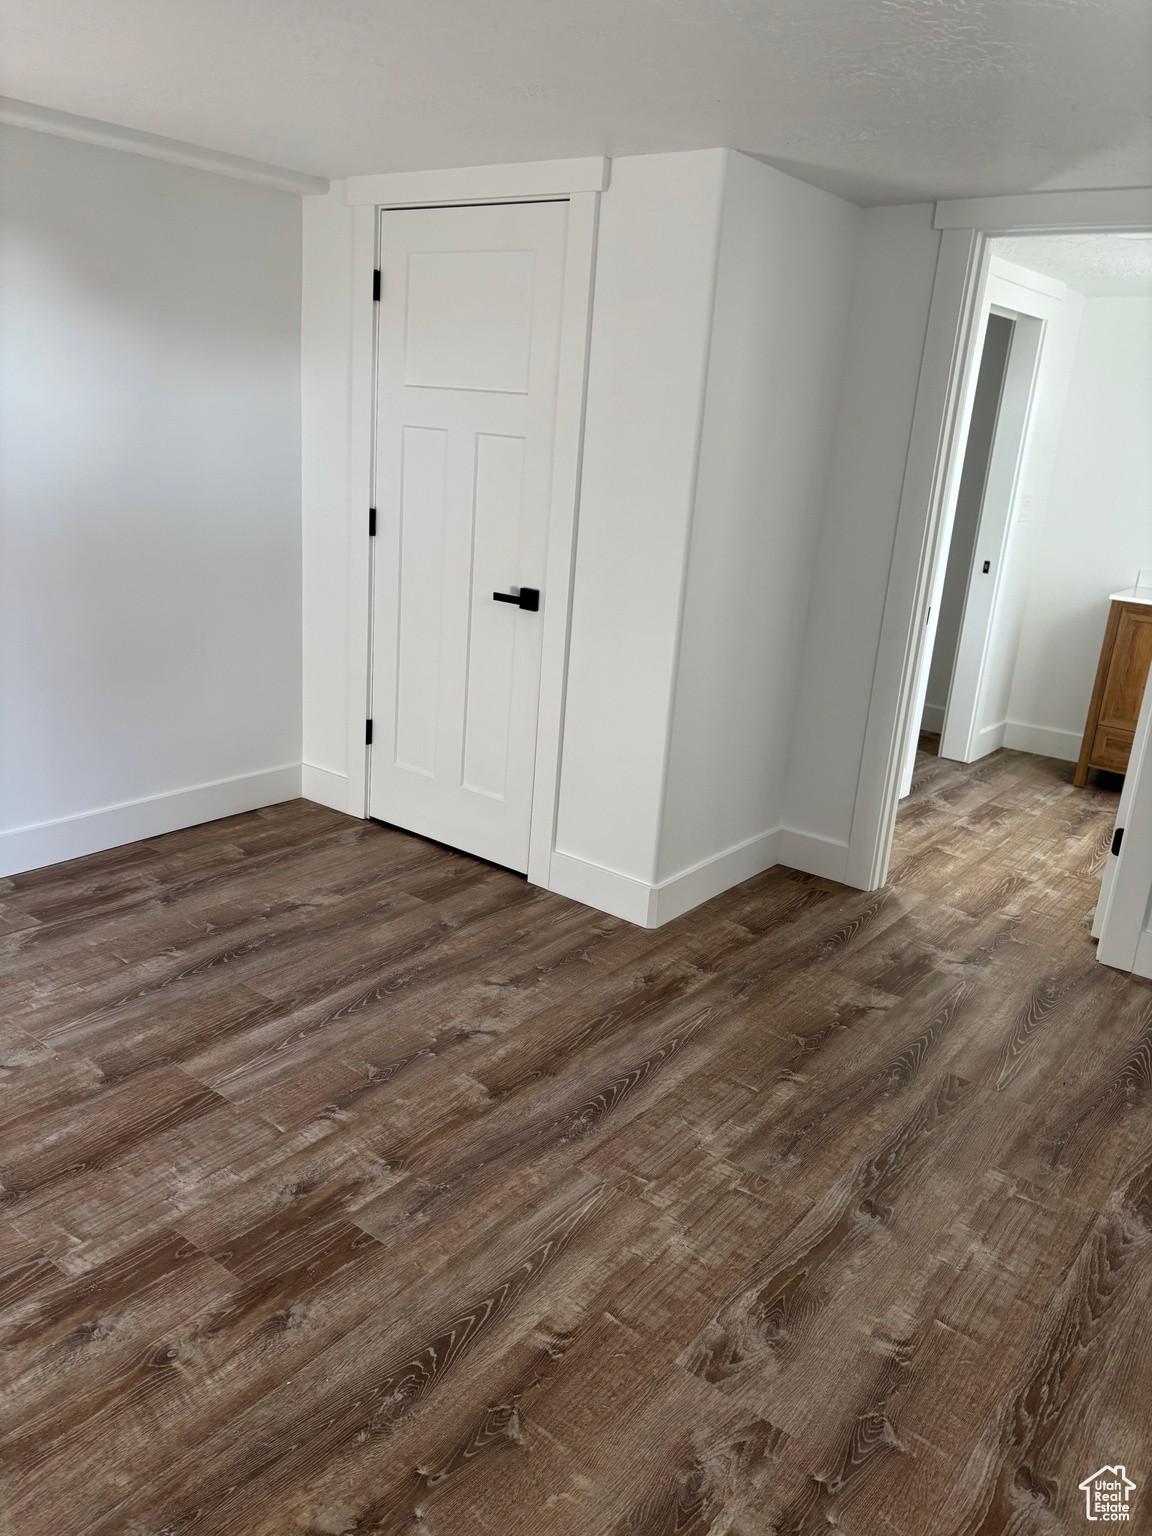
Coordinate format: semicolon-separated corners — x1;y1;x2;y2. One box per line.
369;200;568;871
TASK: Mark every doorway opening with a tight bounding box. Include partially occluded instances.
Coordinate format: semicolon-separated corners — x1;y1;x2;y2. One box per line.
885;227;1152;966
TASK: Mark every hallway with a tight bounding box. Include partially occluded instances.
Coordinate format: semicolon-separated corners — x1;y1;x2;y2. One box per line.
1;745;1149;1534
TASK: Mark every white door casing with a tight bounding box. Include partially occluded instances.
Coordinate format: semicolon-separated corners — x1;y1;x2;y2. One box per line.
369;199;569;872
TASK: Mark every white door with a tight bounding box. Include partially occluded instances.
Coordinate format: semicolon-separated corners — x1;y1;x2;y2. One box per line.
369;200;568;872
939;264;1068;763
1096;672;1152;977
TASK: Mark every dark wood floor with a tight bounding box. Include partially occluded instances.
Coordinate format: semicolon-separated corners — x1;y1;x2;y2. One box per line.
2;743;1150;1535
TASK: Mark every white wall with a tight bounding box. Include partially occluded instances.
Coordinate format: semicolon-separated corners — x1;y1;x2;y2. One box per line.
783;204;943;858
1005;296;1152;757
0;124;303;875
551;150;864;923
656;152;858;897
301;187;355;811
550;150;728;903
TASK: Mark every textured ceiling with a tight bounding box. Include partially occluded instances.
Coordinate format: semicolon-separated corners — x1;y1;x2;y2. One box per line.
0;0;1149;204
994;234;1152;297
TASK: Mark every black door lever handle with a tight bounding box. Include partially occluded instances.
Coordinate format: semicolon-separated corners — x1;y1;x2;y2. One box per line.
492;587;540;612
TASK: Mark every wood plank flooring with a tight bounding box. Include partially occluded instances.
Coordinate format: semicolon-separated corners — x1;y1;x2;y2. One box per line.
2;742;1150;1535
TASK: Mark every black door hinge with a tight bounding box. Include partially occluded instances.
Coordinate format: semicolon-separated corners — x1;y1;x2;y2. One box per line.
365;719;374;746
1112;826;1124;857
373;270;381;302
368;507;376;537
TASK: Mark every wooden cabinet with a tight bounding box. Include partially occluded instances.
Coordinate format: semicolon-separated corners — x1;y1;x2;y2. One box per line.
1075;596;1152;785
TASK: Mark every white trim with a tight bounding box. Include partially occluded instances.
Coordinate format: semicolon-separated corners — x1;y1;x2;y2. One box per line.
526;191;601;888
1001;721;1080;762
1133;929;1152;980
986;256;1065;301
551;832;782;930
921;702;946;733
548;824;850;930
345;203;379;821
971;721;1008;756
652;830;782;926
301;763;350;812
778;828;851;884
547;850;655;927
1093;858;1117;941
0;95;329;195
345;157;610;207
0;765;302;878
935;187;1152;233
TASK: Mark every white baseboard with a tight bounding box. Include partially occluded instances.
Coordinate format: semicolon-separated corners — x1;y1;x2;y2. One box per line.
546;849;654;926
547;825;843;929
921;702;946;733
0;764;302;878
1092;854;1118;938
651;829;782;926
1002;720;1081;763
974;720;1008;755
777;827;851;883
301;763;349;813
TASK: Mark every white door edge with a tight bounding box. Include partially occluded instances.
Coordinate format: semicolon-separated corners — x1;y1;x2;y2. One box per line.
937;289;1051;764
1096;675;1152;972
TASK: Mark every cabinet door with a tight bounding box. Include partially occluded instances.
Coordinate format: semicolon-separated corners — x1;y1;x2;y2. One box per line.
1100;606;1152;732
1091;724;1135;773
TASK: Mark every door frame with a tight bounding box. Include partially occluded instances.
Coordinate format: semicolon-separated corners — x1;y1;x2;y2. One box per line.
896;263;1060;795
845;185;1152;891
937;264;1063;763
341;158;608;887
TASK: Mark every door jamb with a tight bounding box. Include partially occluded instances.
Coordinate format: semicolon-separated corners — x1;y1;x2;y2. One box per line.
343;159;608;890
844;186;1152;892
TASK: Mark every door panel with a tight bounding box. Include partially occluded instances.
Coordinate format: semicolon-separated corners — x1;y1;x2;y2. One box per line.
369;201;568;872
462;433;525;799
395;425;448;776
1090;725;1135;774
939;311;1044;762
403;250;536;392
